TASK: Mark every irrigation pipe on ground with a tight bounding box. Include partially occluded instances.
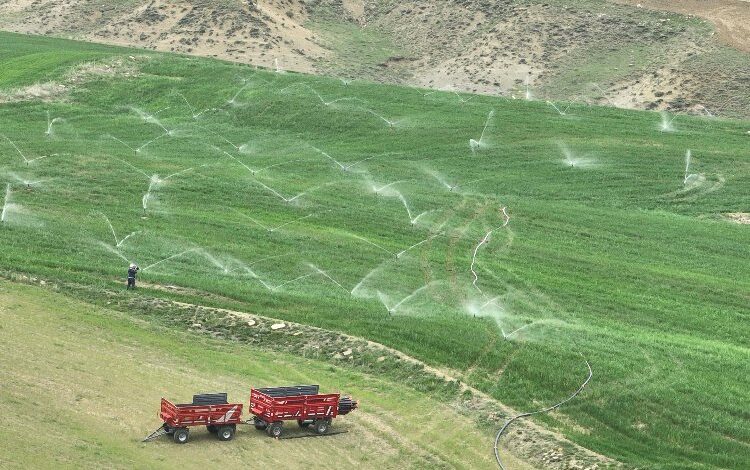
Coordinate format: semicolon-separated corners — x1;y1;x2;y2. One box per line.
493;357;593;469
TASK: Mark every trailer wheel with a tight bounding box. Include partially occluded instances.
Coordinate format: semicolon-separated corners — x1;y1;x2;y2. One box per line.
173;428;189;444
163;424;174;435
253;418;268;431
206;425;218;434
217;425;235;441
297;420;310;428
313;419;330;435
267;422;283;438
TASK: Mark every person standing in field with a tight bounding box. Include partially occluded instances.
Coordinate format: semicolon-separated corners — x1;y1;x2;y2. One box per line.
127;263;139;289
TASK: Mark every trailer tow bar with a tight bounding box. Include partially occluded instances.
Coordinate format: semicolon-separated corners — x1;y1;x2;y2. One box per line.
279;430;349;440
142;424;169;442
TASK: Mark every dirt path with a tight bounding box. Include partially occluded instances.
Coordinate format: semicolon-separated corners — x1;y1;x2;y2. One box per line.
612;0;750;52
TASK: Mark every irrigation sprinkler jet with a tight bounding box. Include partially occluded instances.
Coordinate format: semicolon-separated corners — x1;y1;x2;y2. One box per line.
308;263;348;292
342;153;394;171
8;172;46;190
351;234;397;257
357;107;398;129
590;83;616;107
130;106;172;135
452;176;495;193
546;101;572;116
427;170;458;192
233;209;316;233
696;105;714;117
452;91;474;104
107;134;138;156
501;322;538;340
255;159;307;174
141;249;199;272
235;265;274;291
395;231;444;259
683;149;694;185
136;132;169;154
0;184;11;224
141;166;198;213
469;110;495;153
272;273;316;292
211;146;259;175
311;146;346;171
281;83;366;107
45;111;65;137
525;78;532;101
494;357;593;470
1;134;51;165
378;283;435;315
99;213;140;248
660;111;678;132
371;180;406;195
97;241;131;263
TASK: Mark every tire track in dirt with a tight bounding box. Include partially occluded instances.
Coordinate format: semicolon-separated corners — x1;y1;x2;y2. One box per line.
611;0;750;52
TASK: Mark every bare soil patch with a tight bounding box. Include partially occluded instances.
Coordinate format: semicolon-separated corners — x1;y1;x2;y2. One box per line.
612;0;750;52
724;212;750;224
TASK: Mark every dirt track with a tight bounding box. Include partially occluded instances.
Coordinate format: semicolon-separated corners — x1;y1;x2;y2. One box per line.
612;0;750;52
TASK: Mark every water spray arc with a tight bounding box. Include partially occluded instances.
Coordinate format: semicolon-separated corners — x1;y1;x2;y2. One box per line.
45;111;65;137
99;212;139;248
470;110;495;153
684;149;692;184
1;134;50;165
660;111;677;132
1;184;11;223
142;249;200;272
396;232;444;258
546;101;572;116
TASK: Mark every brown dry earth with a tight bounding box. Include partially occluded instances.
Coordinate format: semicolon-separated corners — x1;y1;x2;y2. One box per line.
613;0;750;52
0;0;325;72
0;0;748;117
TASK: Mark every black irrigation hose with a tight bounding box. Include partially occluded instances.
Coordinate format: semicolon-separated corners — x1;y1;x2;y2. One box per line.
493;357;593;469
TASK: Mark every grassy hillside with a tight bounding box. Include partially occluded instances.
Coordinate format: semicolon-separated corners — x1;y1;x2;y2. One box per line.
0;281;514;469
2;0;750;118
0;31;748;469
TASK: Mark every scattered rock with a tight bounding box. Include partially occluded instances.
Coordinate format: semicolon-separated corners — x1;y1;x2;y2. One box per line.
271;323;286;330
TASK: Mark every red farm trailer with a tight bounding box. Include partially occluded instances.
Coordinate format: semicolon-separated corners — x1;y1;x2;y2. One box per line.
144;386;357;443
146;393;244;444
249;385;358;438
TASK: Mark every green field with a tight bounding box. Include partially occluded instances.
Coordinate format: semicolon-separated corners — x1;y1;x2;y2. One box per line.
0;281;513;469
0;31;748;469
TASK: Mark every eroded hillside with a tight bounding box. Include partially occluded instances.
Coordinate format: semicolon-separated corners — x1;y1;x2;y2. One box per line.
0;0;748;117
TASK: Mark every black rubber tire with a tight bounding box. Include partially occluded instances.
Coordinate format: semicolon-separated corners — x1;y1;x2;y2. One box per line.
206;425;218;434
267;422;283;438
173;428;189;444
313;419;330;435
297;420;311;428
217;425;235;441
253;418;268;431
163;424;174;435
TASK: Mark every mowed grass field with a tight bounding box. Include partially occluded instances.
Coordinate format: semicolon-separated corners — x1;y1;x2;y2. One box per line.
0;281;511;469
0;32;748;468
